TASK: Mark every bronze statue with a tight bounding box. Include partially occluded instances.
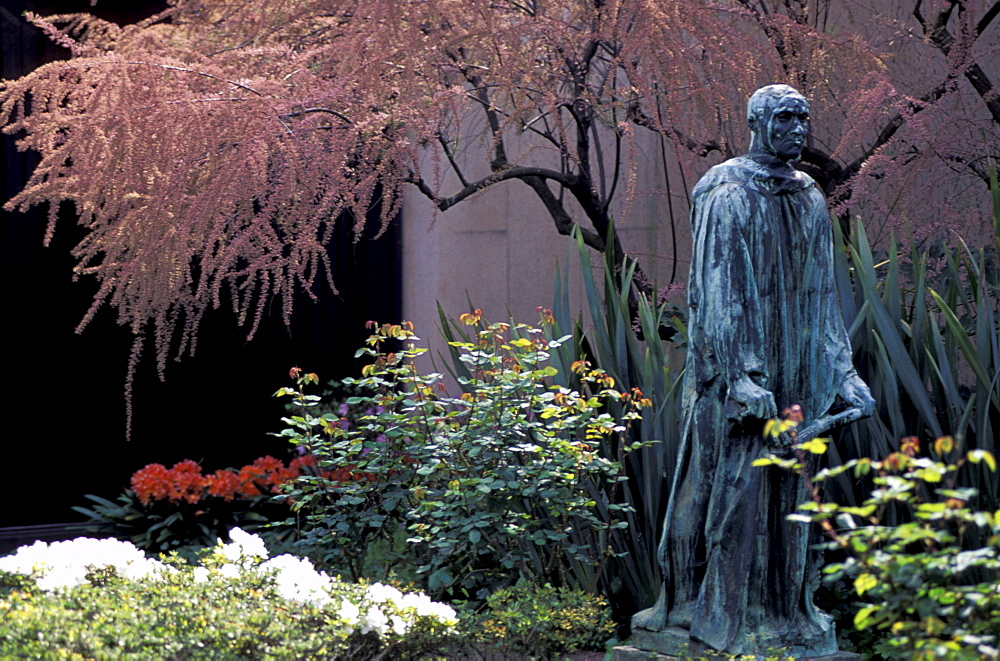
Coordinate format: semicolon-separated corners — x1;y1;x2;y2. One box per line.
632;84;874;657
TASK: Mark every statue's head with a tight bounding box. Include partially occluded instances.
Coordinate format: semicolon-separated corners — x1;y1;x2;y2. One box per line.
747;84;810;162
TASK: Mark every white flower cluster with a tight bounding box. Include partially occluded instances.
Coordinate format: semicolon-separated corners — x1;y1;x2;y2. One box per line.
0;537;171;591
192;526;274;581
0;528;458;640
357;582;459;637
259;554;334;606
221;527;269;566
200;529;458;637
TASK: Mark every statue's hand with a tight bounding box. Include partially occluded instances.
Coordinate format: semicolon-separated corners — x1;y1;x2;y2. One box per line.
728;375;777;421
840;375;875;419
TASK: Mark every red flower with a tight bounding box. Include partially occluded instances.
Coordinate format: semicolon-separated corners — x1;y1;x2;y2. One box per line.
167;460;207;504
236;465;264;497
251;455;284;473
131;463;170;505
206;469;241;501
273;466;299;489
289;454;317;474
236;456;285;497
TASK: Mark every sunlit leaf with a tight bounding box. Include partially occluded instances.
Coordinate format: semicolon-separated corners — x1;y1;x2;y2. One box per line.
968;450;997;471
934;435;955;455
799;437;829;455
854;573;877;596
854;605;881;629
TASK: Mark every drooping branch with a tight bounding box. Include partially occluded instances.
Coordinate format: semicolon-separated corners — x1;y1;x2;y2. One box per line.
798;145;845;196
977;1;999;36
734;0;792;77
5;0;999;429
843;78;955;178
437;134;470;188
627;102;725;158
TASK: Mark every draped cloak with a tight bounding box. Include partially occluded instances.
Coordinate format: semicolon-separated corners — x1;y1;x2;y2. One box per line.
633;154;859;656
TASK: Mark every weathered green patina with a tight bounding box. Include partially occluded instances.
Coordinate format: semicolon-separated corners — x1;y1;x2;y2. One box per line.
631;85;874;657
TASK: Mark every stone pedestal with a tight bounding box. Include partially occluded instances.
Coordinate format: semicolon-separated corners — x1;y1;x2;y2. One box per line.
619;625;852;660
614;646;860;660
614;636;860;661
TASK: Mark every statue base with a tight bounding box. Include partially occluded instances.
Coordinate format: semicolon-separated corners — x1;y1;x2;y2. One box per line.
613;645;859;661
620;626;856;660
615;641;858;660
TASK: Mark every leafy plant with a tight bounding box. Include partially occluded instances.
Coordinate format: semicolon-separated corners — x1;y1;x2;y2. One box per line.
483;226;684;614
831;179;1000;519
756;417;1000;660
274;319;651;602
72;457;306;553
471;583;617;658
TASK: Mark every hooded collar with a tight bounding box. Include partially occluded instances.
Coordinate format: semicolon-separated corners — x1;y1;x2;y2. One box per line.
692;153;816;200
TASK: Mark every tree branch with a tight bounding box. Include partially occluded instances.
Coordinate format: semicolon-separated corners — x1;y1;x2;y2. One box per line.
406;166;579;211
913;0;1000;124
521;175;605;250
437;134;470;188
977;1;999;36
799;145;845;196
735;0;792;76
460;63;509;170
629;102;724;157
844;78;954;177
282;107;352;124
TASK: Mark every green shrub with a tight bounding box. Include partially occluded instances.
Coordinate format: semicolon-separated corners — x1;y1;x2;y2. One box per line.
0;530;458;660
756;422;1000;659
471;583;617;658
274;319;651;601
832;183;999;519
541;227;686;613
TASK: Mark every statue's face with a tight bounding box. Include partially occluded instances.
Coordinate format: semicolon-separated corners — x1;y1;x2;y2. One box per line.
757;95;810;161
766;96;810;160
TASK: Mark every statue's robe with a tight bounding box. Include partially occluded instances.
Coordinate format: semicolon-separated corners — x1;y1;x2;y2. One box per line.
634;153;859;656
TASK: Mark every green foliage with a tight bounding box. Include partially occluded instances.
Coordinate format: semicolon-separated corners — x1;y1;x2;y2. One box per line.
471;583;616;658
0;549;455;660
833;211;1000;517
274;320;650;602
72;490;290;557
756;430;1000;659
515;226;685;612
0;538;616;660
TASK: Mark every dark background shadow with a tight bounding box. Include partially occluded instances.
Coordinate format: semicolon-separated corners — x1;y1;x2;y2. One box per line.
1;0;401;526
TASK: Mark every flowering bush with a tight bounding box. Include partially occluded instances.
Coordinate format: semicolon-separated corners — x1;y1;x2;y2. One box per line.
276;319;652;601
0;537;172;591
755;416;1000;659
0;528;458;659
73;456;317;553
